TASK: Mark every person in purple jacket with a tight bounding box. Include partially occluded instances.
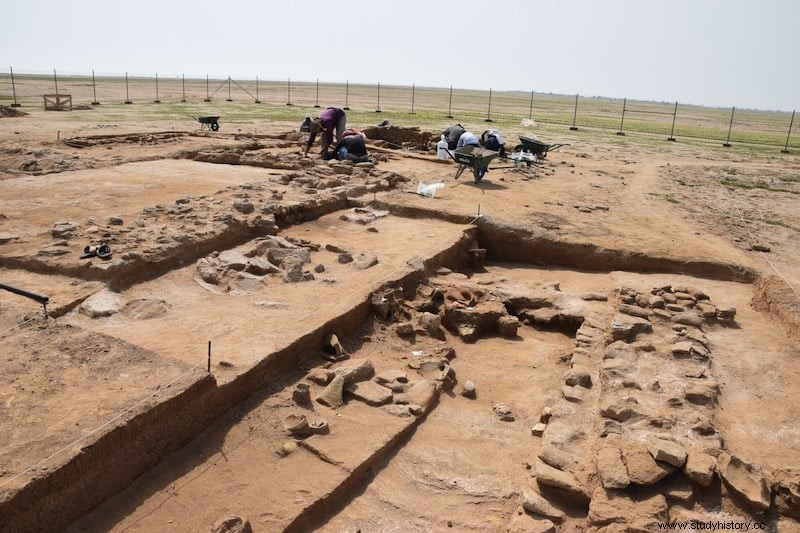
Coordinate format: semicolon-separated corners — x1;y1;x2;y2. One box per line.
303;107;347;156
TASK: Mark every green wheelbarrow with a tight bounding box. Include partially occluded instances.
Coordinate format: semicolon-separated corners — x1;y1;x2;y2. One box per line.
516;135;567;159
447;146;499;182
197;116;220;131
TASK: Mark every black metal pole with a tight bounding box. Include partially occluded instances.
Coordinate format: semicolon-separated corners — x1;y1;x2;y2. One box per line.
485;88;493;122
375;81;381;113
529;90;534;120
616;97;627;135
227;76;232;102
53;68;59;96
410;83;416;114
286;77;292;106
124;72;132;104
154;72;161;103
667;101;678;141
255;76;261;103
723;106;735;147
782;110;795;153
314;78;320;108
204;74;210;102
91;69;99;105
344;80;350;110
570;93;579;130
181;74;186;102
447;85;453;118
10;66;20;107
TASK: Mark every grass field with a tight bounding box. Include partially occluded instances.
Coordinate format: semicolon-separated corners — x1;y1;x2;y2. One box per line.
1;73;797;153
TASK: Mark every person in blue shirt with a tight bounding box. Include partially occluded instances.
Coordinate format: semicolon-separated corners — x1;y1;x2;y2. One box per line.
456;131;480;149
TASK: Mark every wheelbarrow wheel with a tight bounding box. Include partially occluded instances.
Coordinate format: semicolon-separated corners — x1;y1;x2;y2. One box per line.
211;121;219;132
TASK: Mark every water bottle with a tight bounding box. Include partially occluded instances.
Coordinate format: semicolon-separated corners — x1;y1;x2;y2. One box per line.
437;135;449;160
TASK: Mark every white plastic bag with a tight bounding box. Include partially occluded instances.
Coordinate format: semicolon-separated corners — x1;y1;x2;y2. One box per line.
416;181;445;198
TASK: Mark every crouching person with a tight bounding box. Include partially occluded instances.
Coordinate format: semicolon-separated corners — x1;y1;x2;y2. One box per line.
335;131;370;163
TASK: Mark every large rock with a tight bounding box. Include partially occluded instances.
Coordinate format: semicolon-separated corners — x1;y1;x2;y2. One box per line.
610;314;652;341
507;511;555;533
684;451;716;487
534;460;588;504
79;289;126;318
717;453;771;512
596;447;630;489
405;379;439;413
521;485;565;522
347;381;392;406
646;435;687;467
333;358;374;384
773;468;800;519
218;250;249;271
588;486;667;529
621;440;676;485
315;374;345;409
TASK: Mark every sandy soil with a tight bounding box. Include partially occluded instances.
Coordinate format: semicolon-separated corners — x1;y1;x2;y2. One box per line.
1;104;799;532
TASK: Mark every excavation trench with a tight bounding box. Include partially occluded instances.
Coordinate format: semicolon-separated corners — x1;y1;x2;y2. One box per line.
1;201;796;532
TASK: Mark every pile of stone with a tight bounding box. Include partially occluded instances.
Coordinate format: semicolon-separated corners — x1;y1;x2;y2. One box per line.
515;282;800;530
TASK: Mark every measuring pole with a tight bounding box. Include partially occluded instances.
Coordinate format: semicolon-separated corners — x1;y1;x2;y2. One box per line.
782;110;795;153
723;106;735;147
667;101;678;141
570;93;579;130
485;88;493;122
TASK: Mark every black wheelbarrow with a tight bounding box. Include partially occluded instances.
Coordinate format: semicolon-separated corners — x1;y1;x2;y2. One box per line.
447;146;499;182
197;116;220;131
515;136;567;159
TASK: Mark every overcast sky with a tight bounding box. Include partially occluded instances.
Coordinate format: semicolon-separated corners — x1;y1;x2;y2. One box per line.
2;0;798;111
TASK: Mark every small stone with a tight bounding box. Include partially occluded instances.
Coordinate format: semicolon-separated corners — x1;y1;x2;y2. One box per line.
531;423;547;437
461;380;476;399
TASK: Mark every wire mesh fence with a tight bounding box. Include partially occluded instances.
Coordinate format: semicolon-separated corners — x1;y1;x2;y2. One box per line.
1;69;797;152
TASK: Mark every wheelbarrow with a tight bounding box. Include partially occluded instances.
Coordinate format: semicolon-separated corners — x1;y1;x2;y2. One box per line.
447;146;499;182
197;116;220;131
515;136;567;159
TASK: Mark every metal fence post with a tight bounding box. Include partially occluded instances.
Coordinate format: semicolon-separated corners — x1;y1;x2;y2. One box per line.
375;81;382;113
410;83;416;114
154;73;161;103
617;97;627;136
10;66;20;107
723;106;735;147
667;101;678;141
91;69;100;105
447;85;454;118
124;71;132;104
570;93;579;130
485;88;493;122
286;77;292;106
314;78;320;108
782;110;795;153
529;90;534;120
255;76;261;104
344;80;350;110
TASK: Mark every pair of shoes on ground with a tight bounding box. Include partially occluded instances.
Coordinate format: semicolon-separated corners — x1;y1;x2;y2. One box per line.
80;243;112;260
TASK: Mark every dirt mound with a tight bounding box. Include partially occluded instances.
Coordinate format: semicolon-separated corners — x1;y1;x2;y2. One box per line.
362;125;435;149
0;105;28;118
